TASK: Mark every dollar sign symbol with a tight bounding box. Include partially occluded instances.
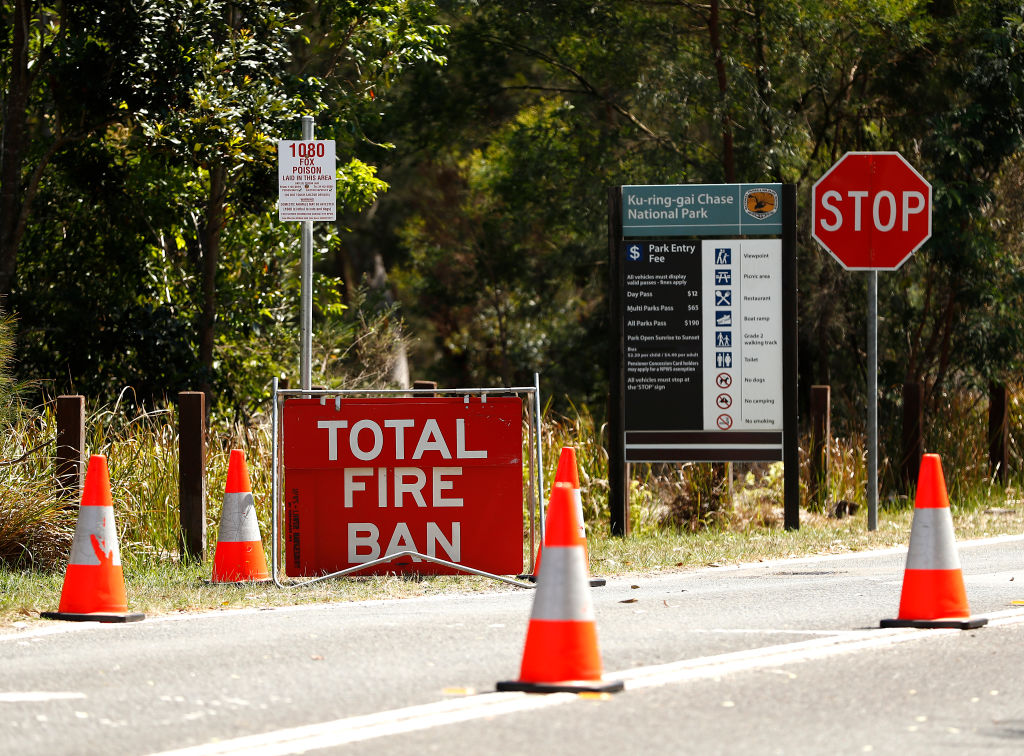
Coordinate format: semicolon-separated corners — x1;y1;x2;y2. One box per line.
629;244;641;261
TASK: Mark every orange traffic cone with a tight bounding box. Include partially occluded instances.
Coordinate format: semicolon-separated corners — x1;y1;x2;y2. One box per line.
498;482;623;694
881;454;987;630
41;455;144;623
555;446;586;541
523;447;604;586
211;450;269;583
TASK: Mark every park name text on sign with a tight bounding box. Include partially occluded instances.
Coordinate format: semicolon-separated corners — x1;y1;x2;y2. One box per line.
278;139;337;222
282;397;523;576
622;183;783;236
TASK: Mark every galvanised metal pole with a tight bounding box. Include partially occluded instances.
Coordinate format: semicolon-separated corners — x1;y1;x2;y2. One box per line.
300;115;314;391
534;372;545;543
868;270;878;531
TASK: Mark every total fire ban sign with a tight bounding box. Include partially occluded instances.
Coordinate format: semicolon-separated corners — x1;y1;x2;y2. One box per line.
278;139;336;222
608;183;799;531
282;397;523;576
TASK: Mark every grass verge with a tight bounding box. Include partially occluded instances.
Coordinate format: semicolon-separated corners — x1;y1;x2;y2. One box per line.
2;503;1021;632
2;395;1023;632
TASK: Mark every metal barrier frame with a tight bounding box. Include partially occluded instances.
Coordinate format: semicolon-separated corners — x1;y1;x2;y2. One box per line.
269;375;545;590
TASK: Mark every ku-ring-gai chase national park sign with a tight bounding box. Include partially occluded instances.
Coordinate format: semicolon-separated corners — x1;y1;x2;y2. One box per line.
613;183;796;462
608;182;799;531
282;397;523;576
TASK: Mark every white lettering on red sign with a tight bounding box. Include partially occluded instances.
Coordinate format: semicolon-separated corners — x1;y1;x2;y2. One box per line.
341;467;464;508
316;418;487;462
818;189;927;233
347;522;460;564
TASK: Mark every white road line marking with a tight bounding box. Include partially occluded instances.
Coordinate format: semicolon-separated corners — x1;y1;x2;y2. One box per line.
147;693;575;756
0;692;86;703
147;608;1024;756
682;628;842;636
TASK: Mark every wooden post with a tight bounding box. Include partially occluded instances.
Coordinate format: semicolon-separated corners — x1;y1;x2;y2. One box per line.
620;463;632;536
413;380;437;397
178;391;206;562
809;385;830;508
901;382;924;490
55;395;85;502
989;381;1009;484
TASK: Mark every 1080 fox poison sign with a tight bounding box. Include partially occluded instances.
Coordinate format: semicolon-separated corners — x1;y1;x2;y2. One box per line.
283;397;523;576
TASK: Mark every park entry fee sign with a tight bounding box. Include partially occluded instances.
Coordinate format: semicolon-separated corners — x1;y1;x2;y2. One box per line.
278;139;336;221
282;397;523;576
622;238;783;437
611;183;797;464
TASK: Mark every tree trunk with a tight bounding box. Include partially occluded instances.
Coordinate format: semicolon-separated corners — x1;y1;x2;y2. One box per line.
198;163;226;401
334;228;412;388
0;0;32;296
750;0;780;180
708;0;736;182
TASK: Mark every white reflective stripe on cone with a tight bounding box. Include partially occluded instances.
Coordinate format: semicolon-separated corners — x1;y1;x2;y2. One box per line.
530;546;595;622
572;489;585;537
905;507;961;571
68;506;121;566
218;492;262;543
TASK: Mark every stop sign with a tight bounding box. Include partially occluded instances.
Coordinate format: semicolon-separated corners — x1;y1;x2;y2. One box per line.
812;152;931;270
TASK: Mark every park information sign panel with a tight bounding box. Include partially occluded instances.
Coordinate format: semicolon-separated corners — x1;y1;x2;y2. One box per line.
282;397;523;576
622;238;783;441
609;184;798;532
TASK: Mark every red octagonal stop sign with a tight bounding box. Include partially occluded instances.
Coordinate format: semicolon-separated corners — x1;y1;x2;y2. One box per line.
812;152;932;270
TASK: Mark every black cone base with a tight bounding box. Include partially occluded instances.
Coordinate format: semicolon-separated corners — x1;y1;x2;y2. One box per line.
517;574;607;588
880;617;987;630
41;611;145;623
497;678;625;694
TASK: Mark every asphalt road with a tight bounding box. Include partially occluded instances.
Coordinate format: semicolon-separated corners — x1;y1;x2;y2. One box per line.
2;535;1023;755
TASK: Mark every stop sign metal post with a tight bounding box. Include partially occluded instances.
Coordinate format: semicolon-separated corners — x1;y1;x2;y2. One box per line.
812;152;932;530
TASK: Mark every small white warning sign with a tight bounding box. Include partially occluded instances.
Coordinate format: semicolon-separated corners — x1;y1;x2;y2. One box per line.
278;140;336;222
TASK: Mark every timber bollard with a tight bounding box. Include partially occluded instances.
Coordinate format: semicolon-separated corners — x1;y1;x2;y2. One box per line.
178;391;206;562
55;395;85;503
809;385;830;508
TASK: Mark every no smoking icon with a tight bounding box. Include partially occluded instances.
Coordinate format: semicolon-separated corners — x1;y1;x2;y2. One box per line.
716;413;733;430
716;373;732;389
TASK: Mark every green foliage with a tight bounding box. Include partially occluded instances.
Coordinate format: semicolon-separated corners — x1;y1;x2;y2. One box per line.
0;302;22;427
2;0;448;412
369;0;1024;450
313;284;409;388
3;0;1024;519
0;411;73;571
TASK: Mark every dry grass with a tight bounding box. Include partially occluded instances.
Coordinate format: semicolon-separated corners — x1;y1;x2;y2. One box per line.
0;408;74;570
1;391;1023;628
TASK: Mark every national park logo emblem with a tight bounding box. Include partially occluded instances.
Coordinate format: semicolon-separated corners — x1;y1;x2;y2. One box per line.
743;188;778;220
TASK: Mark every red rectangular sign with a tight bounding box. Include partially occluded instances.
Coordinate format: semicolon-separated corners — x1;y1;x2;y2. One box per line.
283;397;523;576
